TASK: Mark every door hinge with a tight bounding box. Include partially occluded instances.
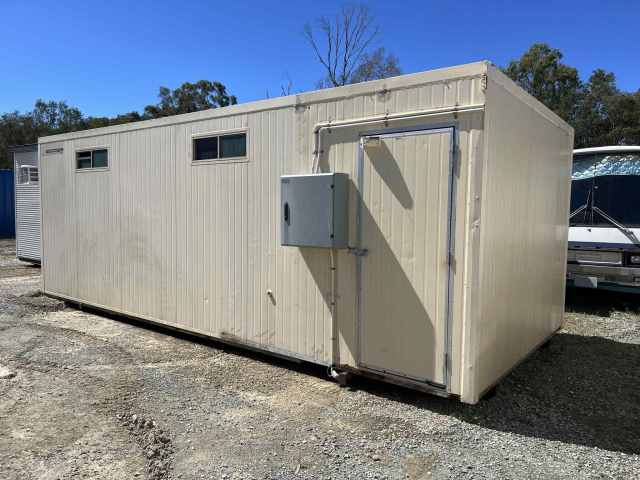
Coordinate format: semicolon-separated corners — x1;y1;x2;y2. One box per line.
348;247;369;257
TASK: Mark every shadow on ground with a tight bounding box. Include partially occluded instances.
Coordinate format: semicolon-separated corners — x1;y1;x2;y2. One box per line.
68;299;640;457
349;331;640;456
348;286;640;455
565;286;640;316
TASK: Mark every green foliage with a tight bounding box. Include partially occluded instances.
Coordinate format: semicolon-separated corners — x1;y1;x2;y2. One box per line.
503;43;639;148
349;48;401;84
0;81;236;168
143;81;237;118
574;70;640;147
503;43;581;123
31;100;84;135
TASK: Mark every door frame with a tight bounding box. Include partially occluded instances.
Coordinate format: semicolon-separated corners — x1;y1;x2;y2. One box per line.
355;123;457;391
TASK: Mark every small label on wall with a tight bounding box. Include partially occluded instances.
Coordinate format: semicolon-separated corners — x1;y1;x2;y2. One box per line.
45;148;63;154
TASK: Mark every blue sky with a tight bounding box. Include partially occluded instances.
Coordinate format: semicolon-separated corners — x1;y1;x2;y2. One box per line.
1;0;638;117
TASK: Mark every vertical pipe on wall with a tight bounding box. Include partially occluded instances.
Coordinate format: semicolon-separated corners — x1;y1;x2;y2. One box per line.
330;248;338;365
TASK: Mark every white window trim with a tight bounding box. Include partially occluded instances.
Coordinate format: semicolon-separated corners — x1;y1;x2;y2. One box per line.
17;165;39;185
191;128;248;165
75;146;110;172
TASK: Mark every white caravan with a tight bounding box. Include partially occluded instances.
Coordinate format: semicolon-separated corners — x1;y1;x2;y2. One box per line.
567;146;640;292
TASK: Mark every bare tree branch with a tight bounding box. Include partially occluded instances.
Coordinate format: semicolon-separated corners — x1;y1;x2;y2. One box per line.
304;22;334;84
303;4;399;88
281;73;294;96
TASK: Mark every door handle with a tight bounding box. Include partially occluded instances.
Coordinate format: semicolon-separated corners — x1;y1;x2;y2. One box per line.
284;202;290;225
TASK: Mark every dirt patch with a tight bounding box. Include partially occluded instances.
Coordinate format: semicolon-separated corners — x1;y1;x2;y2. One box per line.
0;265;40;279
0;290;65;318
0;239;40;279
119;413;174;480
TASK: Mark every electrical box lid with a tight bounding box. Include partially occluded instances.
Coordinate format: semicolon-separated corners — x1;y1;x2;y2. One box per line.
281;173;349;249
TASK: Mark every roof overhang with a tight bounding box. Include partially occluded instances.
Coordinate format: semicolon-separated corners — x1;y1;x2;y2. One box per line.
8;144;38;153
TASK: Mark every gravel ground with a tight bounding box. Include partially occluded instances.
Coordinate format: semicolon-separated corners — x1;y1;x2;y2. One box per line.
0;238;638;479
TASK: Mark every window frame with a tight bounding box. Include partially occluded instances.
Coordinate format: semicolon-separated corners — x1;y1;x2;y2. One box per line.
75;147;110;172
191;129;248;165
17;165;39;185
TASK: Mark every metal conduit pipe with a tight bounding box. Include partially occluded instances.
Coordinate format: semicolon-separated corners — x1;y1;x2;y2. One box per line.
329;248;338;367
312;103;485;173
317;102;485;371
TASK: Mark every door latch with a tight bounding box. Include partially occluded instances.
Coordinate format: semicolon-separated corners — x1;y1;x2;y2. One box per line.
348;247;369;257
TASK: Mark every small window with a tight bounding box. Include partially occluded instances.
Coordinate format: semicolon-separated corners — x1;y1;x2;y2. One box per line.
193;132;246;162
77;151;92;169
93;149;108;168
18;166;38;184
77;149;108;169
220;134;246;158
194;137;218;161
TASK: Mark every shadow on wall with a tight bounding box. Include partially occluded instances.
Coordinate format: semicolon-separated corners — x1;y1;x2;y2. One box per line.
365;140;414;209
347;331;640;455
317;130;414;210
301;172;436;383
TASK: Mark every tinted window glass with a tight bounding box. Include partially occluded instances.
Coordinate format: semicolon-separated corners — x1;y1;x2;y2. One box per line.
220;134;246;158
593;175;640;227
571;152;640;227
92;149;108;168
569;178;592;226
77;151;92;169
194;137;218;161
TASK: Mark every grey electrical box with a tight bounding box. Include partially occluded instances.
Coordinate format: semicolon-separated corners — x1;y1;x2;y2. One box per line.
281;173;349;248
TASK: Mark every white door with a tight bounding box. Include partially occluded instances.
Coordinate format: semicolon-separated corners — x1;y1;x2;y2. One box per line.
357;127;454;385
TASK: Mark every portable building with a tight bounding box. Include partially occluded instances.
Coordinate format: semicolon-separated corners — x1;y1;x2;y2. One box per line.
0;169;15;238
11;144;41;263
38;62;573;404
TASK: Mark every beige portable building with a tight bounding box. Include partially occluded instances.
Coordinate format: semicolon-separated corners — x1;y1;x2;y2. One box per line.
39;61;573;404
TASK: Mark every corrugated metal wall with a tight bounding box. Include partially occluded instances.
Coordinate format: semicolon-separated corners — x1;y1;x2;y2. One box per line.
0;170;15;238
14;149;41;260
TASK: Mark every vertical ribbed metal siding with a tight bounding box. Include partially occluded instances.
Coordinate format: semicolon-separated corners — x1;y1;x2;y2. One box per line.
13;150;41;260
41;145;75;296
41;66;486;372
0;170;15;238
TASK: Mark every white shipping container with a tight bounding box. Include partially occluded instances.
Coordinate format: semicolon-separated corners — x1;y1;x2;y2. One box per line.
38;62;573;404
